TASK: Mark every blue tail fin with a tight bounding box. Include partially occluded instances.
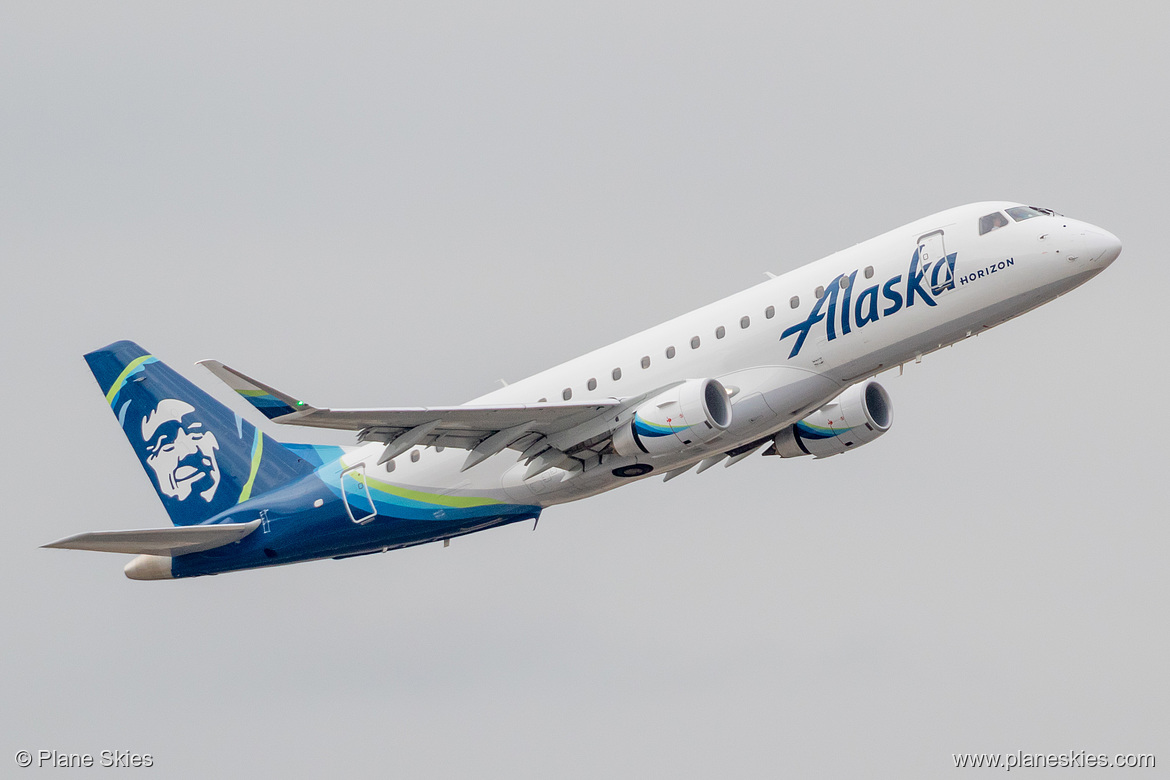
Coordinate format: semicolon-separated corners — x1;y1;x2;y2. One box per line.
85;341;317;526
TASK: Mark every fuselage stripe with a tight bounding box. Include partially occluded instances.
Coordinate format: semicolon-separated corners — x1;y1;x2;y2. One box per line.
349;469;505;509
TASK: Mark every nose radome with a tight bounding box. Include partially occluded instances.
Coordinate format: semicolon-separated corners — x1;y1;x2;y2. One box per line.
1085;227;1122;266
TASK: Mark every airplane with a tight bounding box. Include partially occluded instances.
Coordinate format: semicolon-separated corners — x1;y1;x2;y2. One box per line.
44;202;1122;580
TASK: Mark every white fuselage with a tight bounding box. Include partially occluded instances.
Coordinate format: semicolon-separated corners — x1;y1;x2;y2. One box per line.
337;202;1120;506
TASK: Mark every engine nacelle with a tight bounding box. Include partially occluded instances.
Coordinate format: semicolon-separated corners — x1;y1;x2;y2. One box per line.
769;380;892;458
612;378;732;458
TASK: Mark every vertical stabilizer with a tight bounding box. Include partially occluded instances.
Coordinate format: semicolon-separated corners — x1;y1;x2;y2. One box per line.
84;341;316;526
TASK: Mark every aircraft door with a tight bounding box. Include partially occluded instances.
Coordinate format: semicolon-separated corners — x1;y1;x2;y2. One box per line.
917;230;956;297
340;464;377;525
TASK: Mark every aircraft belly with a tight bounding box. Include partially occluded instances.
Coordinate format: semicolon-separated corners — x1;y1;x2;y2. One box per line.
518;371;847;508
167;471;540;577
689;365;839;442
758;369;841;420
830;275;1085;385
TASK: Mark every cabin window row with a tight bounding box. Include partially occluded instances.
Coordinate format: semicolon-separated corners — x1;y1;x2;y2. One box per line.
553;272;869;402
560;303;783;400
810;266;875;301
385;447;426;470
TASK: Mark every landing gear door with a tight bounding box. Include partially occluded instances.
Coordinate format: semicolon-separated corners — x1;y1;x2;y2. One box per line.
340;464;377;525
918;230;956;297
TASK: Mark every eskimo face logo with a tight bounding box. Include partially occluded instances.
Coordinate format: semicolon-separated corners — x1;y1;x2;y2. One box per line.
781;247;959;359
141;399;221;502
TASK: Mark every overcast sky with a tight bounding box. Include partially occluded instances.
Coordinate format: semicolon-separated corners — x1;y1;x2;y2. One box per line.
2;2;1167;777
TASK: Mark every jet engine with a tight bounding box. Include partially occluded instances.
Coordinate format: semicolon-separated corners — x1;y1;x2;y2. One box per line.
768;379;892;458
612;378;732;458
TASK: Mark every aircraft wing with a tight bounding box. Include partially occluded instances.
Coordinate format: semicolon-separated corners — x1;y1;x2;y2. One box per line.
200;360;632;471
42;520;262;556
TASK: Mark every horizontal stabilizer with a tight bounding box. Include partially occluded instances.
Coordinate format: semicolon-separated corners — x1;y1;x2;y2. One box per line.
43;519;262;556
198;359;312;420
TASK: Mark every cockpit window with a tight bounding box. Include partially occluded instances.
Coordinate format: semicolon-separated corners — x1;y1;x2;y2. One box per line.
1006;205;1054;222
979;211;1010;235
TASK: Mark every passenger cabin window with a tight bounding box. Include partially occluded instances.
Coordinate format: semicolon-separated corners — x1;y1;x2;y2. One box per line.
979;211;1010;235
715;326;726;339
765;305;775;319
789;296;799;309
815;285;825;299
665;346;676;359
562;387;572;400
839;276;849;289
612;367;622;381
587;378;597;391
691;336;700;349
1006;205;1052;222
641;355;651;369
410;450;420;463
740;316;750;329
864;266;874;279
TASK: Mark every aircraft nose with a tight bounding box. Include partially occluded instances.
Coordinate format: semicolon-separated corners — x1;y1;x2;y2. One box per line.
1083;226;1122;267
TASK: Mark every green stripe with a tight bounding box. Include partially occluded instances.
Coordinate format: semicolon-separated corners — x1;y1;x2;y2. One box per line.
237;431;264;503
104;355;153;405
351;470;503;509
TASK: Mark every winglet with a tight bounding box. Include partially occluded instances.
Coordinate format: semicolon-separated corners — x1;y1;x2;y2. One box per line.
198;360;316;420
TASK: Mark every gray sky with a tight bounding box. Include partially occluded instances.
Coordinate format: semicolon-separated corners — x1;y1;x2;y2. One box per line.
2;2;1167;777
